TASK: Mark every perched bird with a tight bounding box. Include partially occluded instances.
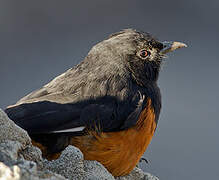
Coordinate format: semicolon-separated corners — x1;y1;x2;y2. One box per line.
5;29;186;176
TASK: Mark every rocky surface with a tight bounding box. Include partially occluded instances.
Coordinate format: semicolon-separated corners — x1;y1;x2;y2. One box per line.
0;109;159;180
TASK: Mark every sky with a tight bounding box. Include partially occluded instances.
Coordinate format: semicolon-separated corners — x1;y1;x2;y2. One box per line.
0;1;219;179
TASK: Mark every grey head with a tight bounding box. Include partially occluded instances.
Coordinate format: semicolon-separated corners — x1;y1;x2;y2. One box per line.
81;28;186;84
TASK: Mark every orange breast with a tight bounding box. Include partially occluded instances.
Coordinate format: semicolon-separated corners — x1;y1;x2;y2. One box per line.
70;98;157;176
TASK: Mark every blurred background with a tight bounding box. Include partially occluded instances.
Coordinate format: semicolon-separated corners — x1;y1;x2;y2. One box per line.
0;0;218;179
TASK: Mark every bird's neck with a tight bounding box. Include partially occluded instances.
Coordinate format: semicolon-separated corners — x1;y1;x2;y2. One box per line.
128;60;160;87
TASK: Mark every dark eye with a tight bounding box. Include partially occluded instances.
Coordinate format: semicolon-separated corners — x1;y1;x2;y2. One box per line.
139;49;149;58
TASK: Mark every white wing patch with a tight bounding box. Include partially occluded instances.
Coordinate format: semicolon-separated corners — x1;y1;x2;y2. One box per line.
51;126;85;133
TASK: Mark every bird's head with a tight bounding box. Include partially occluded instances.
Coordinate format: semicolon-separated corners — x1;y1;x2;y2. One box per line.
86;29;187;86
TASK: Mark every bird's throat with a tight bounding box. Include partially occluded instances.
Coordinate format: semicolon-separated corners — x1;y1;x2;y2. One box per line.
128;59;160;86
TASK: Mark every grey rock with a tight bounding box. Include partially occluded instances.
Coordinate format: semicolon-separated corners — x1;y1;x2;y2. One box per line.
0;141;22;166
43;145;115;180
20;145;44;169
43;145;86;180
0;109;31;146
0;108;159;180
116;167;159;180
0;141;65;180
84;160;115;180
0;162;20;180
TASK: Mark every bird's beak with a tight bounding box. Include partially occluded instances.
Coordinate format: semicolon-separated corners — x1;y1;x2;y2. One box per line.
160;41;187;54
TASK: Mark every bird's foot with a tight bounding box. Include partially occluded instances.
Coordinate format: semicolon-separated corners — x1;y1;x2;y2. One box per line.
140;157;149;164
137;157;149;168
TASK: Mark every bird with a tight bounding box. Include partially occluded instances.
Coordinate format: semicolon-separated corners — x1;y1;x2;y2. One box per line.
5;29;186;176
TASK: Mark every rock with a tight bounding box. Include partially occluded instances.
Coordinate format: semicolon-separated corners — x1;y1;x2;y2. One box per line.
43;145;87;179
0;108;159;180
0;109;31;146
0;162;20;180
43;145;115;180
0;141;22;165
20;145;44;169
116;167;159;180
84;160;115;180
0;141;65;180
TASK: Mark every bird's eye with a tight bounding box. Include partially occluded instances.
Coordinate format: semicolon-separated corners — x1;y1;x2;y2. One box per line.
139;49;150;59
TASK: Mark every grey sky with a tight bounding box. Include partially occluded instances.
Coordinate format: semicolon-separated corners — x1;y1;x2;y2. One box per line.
0;1;218;179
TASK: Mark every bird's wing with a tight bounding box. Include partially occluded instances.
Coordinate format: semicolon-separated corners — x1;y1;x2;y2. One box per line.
16;67;85;105
5;101;83;134
5;93;147;135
